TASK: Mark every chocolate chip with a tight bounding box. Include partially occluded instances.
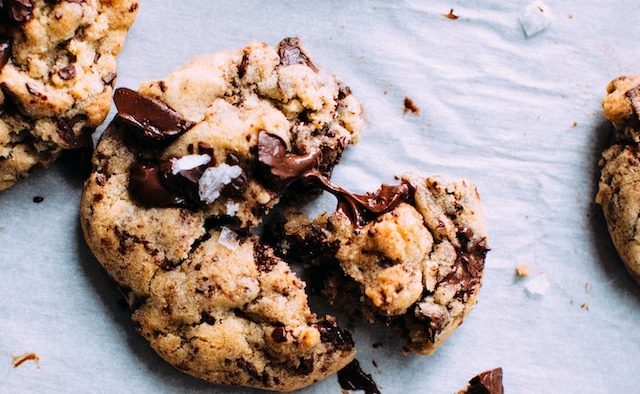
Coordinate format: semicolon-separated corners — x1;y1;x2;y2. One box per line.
26;82;47;100
277;37;318;72
235;358;268;384
295;357;314;375
32;196;43;203
337;359;381;394
58;65;76;80
113;87;194;141
271;327;287;343
0;37;11;71
466;368;504;394
403;96;420;115
199;312;216;325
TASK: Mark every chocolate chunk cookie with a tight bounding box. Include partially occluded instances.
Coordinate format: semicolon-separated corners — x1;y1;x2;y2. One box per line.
597;76;640;284
0;0;138;190
276;174;488;354
81;38;362;391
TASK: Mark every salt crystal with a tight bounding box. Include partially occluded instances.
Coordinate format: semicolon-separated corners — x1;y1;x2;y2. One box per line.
198;164;243;204
524;273;550;298
519;1;552;37
226;202;240;216
218;227;240;250
171;154;211;175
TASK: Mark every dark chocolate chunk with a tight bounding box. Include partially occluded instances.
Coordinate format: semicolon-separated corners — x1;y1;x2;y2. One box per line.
0;37;11;71
1;0;33;24
295;357;314;375
270;327;287;343
56;115;91;148
113;87;194;141
278;37;317;72
465;368;504;394
337;359;381;394
128;162;183;207
257;131;319;183
58;65;76;80
315;320;354;350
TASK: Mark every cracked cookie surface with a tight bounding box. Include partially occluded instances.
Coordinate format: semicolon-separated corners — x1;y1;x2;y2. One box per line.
0;0;138;190
277;174;488;354
597;76;640;284
80;38;362;391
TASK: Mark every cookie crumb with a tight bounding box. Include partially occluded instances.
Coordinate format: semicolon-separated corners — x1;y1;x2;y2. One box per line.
403;97;420;115
580;303;589;311
372;341;383;349
571;121;577;128
444;9;459;20
33;196;44;203
584;282;591;294
515;264;529;277
12;352;40;368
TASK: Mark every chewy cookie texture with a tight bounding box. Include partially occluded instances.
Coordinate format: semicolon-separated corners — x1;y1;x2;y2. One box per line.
275;173;488;354
81;38;363;391
597;76;640;284
0;0;138;190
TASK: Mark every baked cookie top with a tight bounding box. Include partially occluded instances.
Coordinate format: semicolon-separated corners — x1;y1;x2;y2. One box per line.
597;76;640;284
277;174;488;354
0;0;138;190
81;38;362;391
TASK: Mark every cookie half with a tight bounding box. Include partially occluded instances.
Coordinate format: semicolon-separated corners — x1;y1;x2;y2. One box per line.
597;76;640;284
0;0;138;190
81;38;362;391
276;174;488;354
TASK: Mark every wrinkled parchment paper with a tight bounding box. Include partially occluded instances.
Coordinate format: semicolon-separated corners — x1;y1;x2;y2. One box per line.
2;1;640;393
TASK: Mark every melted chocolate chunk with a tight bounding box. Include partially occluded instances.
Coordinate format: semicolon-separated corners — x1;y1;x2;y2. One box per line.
0;37;11;71
114;87;194;141
278;37;318;72
466;368;504;394
128;162;183;207
1;0;33;25
303;170;413;226
315;320;354;350
337;359;381;394
257;131;319;183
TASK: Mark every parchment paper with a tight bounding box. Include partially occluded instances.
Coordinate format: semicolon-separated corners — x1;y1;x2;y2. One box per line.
2;1;640;393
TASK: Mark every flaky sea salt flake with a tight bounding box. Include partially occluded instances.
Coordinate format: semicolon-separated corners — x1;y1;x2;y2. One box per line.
171;154;211;175
218;227;240;251
519;1;552;37
198;164;243;204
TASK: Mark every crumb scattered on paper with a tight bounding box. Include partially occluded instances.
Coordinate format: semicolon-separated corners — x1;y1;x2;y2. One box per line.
12;352;40;368
519;1;553;37
580;303;589;311
32;196;44;203
515;264;530;277
524;273;550;297
403;97;420;115
372;359;379;368
372;342;383;349
572;121;577;128
444;9;459;20
584;282;591;294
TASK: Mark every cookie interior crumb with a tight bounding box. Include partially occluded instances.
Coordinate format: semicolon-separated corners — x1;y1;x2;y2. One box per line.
515;264;530;277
